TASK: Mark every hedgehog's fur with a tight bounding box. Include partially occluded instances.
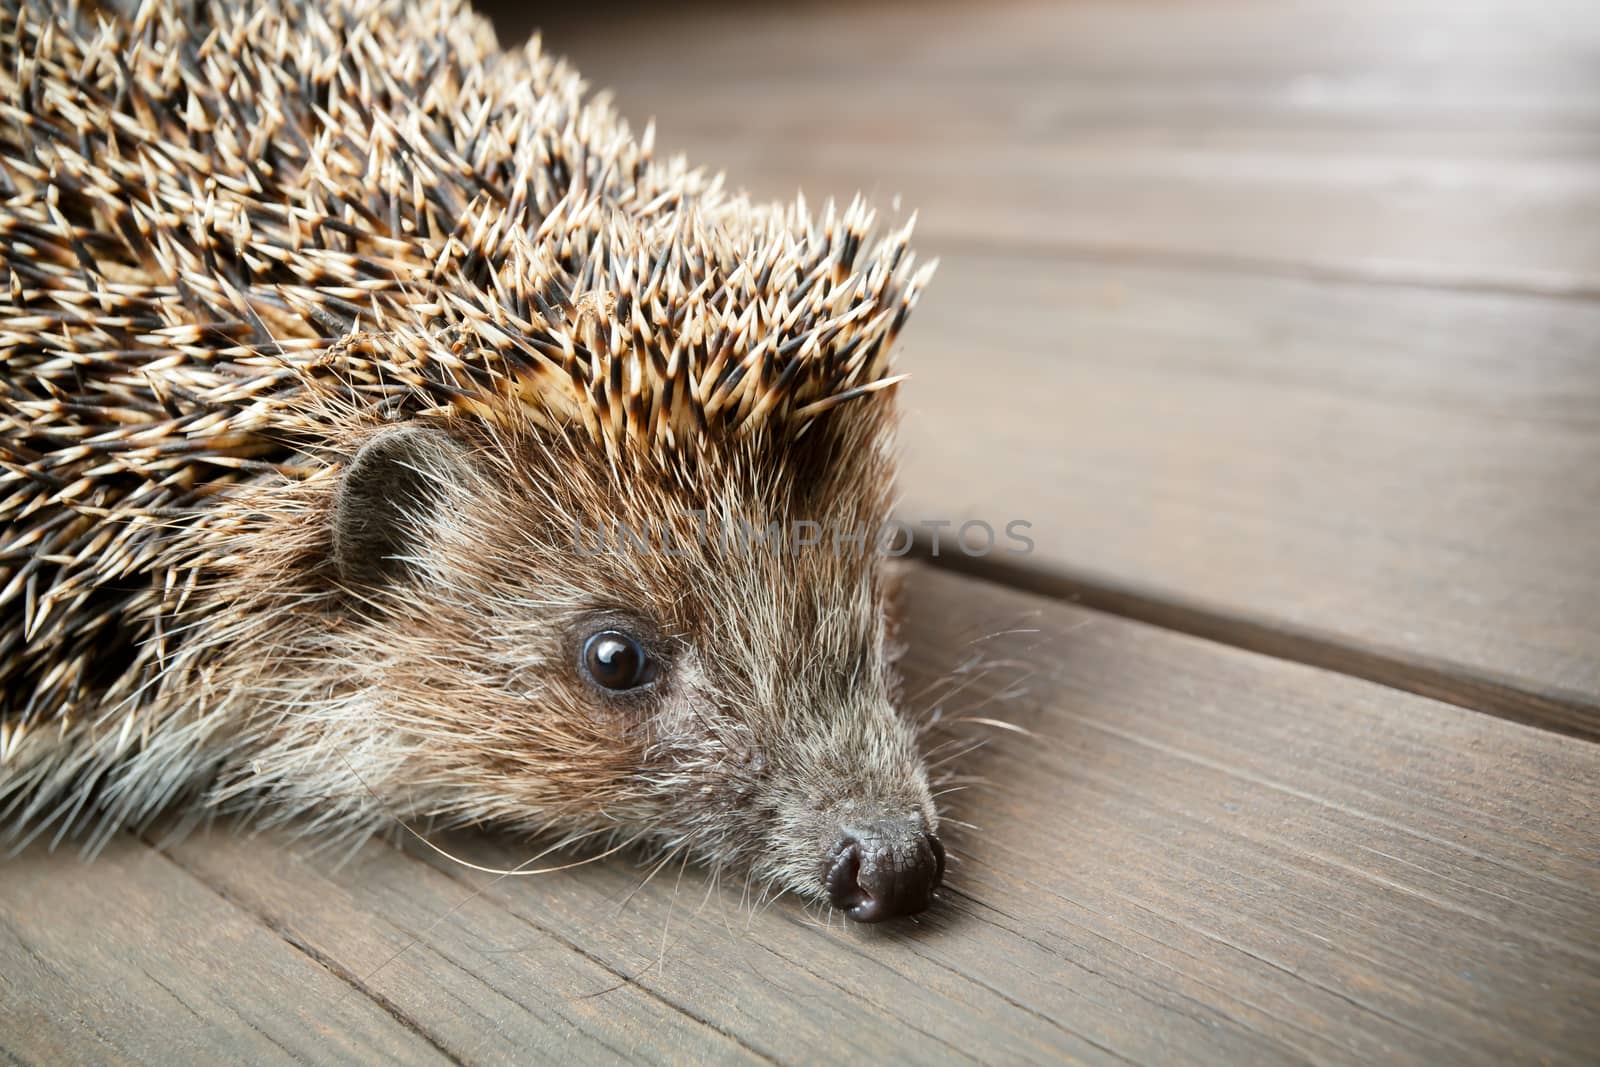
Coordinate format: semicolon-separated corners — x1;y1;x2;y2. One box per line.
0;0;937;906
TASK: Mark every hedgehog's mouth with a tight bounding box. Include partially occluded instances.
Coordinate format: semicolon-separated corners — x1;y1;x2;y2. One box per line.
820;819;944;923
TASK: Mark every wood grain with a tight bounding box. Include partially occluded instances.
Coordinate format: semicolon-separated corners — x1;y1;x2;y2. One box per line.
520;0;1600;296
155;828;761;1065
69;565;1599;1066
892;252;1600;732
0;836;452;1066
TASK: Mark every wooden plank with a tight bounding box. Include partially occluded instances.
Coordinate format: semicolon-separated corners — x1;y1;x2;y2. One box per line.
136;565;1600;1064
514;0;1600;295
888;252;1600;729
520;0;1600;106
157;829;764;1065
0;835;451;1066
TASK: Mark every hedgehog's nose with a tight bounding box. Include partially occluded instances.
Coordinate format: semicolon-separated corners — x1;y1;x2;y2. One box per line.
824;822;945;922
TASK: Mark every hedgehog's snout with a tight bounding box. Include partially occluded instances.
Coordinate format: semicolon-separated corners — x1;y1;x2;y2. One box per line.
823;819;945;923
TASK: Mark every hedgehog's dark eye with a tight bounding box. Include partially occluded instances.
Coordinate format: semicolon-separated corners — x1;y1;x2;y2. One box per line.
581;631;654;692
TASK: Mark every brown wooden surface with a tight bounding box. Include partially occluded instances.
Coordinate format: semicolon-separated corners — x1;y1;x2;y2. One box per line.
525;0;1600;296
6;565;1599;1064
0;839;451;1065
895;255;1600;733
529;0;1600;736
7;0;1600;1062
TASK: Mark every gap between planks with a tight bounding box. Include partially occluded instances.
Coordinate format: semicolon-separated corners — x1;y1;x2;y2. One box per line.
145;828;776;1065
911;541;1600;743
139;830;468;1067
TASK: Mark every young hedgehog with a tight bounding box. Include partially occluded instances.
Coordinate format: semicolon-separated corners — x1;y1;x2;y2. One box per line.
0;0;944;921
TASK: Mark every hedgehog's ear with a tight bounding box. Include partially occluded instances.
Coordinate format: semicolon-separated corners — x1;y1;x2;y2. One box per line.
331;425;477;589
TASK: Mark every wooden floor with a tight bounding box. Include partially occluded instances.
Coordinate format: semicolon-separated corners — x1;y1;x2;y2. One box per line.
5;1;1600;1063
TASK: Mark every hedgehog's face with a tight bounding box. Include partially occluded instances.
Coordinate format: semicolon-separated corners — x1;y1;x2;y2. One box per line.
323;415;942;922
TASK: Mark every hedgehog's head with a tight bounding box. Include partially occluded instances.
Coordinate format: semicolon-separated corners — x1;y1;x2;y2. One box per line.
313;393;939;922
242;202;943;921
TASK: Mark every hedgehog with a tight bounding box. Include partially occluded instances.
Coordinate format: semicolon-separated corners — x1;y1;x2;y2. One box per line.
0;0;948;921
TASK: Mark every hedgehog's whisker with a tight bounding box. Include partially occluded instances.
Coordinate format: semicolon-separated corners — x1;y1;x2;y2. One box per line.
924;737;991;772
611;837;687;917
578;841;693;1000
334;749;633;877
940;715;1038;739
358;824;613;989
655;849;693;980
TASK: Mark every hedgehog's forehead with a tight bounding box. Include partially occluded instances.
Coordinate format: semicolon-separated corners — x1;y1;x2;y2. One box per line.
492;407;896;523
461;413;896;629
596;488;891;677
